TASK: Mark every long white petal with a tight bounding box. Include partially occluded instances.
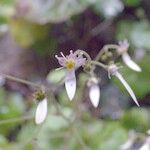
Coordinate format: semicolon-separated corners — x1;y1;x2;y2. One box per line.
120;140;134;150
140;143;149;150
115;72;140;107
65;71;76;101
122;53;141;72
140;138;150;150
89;84;100;107
35;98;48;124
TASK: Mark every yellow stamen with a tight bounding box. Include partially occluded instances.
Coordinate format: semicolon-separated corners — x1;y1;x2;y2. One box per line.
65;60;76;70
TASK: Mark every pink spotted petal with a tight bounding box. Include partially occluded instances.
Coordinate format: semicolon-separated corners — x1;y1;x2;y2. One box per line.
65;70;76;101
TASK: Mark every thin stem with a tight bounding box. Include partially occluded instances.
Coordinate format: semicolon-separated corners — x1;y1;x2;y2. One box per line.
91;61;108;70
73;126;89;150
95;44;119;61
91;19;112;36
0;116;33;125
1;73;41;88
75;49;92;61
104;44;119;50
52;96;89;150
19;125;43;150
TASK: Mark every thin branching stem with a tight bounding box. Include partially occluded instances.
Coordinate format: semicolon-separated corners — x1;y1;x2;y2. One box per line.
1;73;41;88
95;44;119;61
0;116;33;125
75;49;92;62
91;61;108;70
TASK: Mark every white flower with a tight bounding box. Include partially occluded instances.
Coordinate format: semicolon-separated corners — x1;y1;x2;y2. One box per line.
87;77;100;107
35;98;48;124
118;40;141;72
108;64;140;107
55;50;86;100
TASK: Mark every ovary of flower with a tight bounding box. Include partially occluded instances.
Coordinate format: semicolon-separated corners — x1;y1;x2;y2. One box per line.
88;77;100;108
55;50;86;100
35;98;48;124
118;40;141;72
108;64;140;107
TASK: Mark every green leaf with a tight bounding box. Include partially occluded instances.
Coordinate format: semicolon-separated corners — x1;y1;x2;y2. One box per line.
0;134;8;147
47;69;66;84
116;20;150;51
9;19;48;47
93;0;124;18
80;121;127;150
121;107;150;132
16;0;93;24
115;56;150;98
123;0;141;6
0;91;26;136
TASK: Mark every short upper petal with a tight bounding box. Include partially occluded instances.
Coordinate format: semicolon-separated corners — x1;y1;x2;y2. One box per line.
55;55;66;66
122;53;142;72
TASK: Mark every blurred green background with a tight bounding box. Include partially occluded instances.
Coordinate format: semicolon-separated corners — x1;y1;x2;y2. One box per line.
0;0;149;149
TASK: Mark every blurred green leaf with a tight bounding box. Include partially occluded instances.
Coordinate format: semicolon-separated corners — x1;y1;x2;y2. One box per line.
117;20;150;51
0;134;8;147
123;0;141;6
93;0;124;18
15;0;93;24
33;35;57;56
80;121;127;150
121;107;150;132
18;106;74;150
114;56;150;98
47;69;66;84
0;91;26;136
9;19;48;47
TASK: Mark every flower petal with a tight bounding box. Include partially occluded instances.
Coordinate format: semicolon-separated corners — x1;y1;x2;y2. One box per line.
0;76;5;86
55;55;66;66
35;98;48;124
115;72;140;107
140;144;149;150
122;53;141;72
65;70;76;101
89;84;100;107
139;138;150;150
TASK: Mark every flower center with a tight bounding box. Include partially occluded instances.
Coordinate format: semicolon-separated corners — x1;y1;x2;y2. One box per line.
65;60;76;70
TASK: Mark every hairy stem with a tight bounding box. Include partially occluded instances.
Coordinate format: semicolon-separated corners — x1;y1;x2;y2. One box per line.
95;44;119;61
1;73;41;88
0;116;33;125
91;61;108;70
75;49;92;62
